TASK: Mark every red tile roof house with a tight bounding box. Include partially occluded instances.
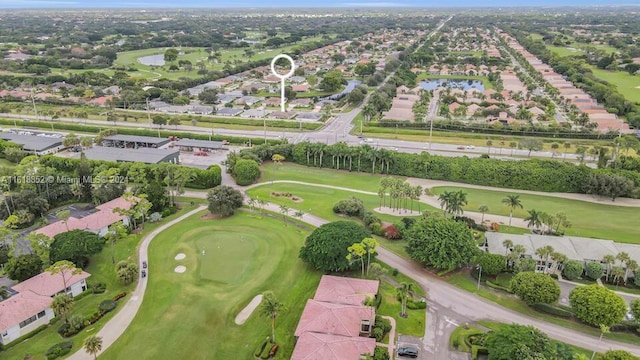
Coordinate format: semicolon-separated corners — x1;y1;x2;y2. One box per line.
291;275;379;360
34;196;135;239
0;269;90;345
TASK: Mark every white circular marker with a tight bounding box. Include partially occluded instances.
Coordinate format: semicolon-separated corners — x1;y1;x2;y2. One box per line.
270;54;295;112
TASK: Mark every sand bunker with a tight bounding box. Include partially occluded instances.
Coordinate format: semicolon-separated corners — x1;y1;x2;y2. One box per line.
174;253;186;260
234;294;263;325
174;265;186;273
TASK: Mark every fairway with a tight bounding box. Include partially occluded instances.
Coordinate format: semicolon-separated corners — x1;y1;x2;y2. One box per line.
101;211;321;360
431;186;639;243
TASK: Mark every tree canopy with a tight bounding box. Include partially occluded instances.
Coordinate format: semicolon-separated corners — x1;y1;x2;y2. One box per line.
206;185;243;217
510;272;560;305
569;284;626;327
405;215;477;270
299;221;370;272
50;230;104;268
5;254;43;281
485;324;559;360
232;159;261;186
476;252;506;276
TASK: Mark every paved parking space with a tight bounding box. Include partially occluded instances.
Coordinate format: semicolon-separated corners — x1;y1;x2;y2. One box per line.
397;335;427;360
179;149;229;168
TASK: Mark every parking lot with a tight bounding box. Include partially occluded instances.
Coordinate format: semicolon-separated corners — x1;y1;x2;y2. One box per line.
179;148;229;168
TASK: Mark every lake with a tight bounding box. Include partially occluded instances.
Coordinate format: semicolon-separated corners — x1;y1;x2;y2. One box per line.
419;79;485;92
138;54;165;66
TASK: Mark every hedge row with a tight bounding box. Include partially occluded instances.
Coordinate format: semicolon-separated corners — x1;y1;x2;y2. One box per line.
531;303;574;318
485;280;511;293
239;142;640;195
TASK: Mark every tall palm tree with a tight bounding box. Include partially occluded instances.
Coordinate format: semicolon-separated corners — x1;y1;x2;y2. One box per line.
260;291;286;343
397;282;413;318
502;239;513;256
438;191;454;216
279;204;289;226
624;259;638;285
602;254;616;283
502;195;523;226
535;245;555;274
84;336;103;360
550;252;567;275
51;293;74;323
524;209;543;230
478;204;489;222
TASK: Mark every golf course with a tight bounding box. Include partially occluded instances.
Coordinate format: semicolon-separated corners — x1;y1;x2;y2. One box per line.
100;210;321;360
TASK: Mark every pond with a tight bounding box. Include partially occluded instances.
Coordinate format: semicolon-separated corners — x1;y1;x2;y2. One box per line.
319;79;362;101
419;79;485;92
138;54;165;66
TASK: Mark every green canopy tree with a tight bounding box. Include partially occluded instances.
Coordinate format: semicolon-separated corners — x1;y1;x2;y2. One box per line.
476;252;506;276
569;284;626;327
510;272;560;305
347;242;367;278
5;254;43;281
300;221;370;272
405;215;477;270
49;230;103;268
206;185;243;217
485;324;558;360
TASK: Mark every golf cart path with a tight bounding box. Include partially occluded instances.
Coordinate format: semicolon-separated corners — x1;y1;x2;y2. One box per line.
67;206;207;360
235;294;263;325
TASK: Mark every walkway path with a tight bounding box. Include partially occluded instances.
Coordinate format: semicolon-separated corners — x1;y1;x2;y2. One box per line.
376;316;397;359
67;206;207;360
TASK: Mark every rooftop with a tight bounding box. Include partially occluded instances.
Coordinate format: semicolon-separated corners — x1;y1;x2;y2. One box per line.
314;275;379;306
294;299;375;338
173;139;225;149
103;134;169;146
12;269;91;297
0;291;52;332
290;332;375;360
81;146;179;164
0;132;62;152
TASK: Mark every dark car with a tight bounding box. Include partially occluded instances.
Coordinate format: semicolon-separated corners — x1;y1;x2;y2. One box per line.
141;270;147;278
398;346;418;358
142;261;148;269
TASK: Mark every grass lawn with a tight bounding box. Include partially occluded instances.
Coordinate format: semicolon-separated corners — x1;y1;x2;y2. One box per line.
588;66;640;103
100;210;321;360
376;281;426;337
246;182;432;224
1;204;200;360
259;162;404;193
449;324;485;352
430;186;639;243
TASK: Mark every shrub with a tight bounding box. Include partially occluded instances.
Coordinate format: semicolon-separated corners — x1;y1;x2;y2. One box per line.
232;159;261;186
113;292;127;301
384;224;402;240
372;327;384;341
332;197;365;218
92;282;106;294
45;341;73;360
531;303;574;318
161;207;177;217
562;260;584;281
392;268;399;276
485;280;511;293
407;299;427;310
510;272;560;305
373;346;390;360
401;217;416;229
362;211;381;227
254;340;267;357
570;285;626;327
148;212;163;222
99;299;118;313
585;261;604;280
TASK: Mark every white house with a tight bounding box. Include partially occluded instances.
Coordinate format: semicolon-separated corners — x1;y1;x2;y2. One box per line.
0;269;91;345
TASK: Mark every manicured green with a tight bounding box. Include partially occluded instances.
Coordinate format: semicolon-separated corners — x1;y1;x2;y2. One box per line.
1;205;200;360
589;66;640;103
246;183;431;224
431;186;640;243
101;210;321;360
259;162;403;193
449;324;484;352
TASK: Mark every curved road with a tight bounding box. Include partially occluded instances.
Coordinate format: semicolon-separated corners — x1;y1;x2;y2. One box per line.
69;177;640;358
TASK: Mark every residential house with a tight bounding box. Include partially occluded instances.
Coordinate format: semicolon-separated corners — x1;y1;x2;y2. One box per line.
292;84;309;93
215;108;243;116
0;269;91;345
34;196;135;239
291;275;379;360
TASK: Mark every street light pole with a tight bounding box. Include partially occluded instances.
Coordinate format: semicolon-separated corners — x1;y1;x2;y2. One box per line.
476;265;482;291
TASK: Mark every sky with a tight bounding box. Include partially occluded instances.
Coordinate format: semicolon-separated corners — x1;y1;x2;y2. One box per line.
0;0;637;8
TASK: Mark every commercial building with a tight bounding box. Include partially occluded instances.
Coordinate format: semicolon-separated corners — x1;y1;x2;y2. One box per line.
81;146;179;164
101;134;170;149
0;132;63;155
173;139;225;152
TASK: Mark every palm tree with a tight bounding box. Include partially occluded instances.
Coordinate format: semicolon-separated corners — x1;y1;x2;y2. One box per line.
0;286;9;300
502;195;523;226
397;282;413;318
438;190;467;217
550;252;567;275
84;336;103;360
51;293;74;323
509;141;517;156
535;245;555;274
486;140;493;154
279;204;289;226
524;209;543;231
478;205;489;222
502;239;513;256
624;259;638;285
602;254;616;283
260;291;285;343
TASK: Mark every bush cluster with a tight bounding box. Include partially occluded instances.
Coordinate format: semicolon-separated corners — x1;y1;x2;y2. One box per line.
45;341;73;360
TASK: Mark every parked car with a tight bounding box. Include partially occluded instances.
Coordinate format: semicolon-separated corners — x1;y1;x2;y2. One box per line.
457;145;465;150
141;270;147;278
398;346;418;358
194;151;208;156
142;261;147;269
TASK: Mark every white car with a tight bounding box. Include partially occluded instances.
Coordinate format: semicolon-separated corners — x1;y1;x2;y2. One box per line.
465;145;475;149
